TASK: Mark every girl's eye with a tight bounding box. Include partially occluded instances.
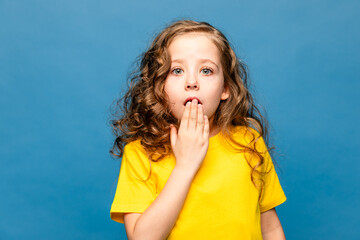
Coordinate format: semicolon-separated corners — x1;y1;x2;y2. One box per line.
172;68;183;75
201;68;213;75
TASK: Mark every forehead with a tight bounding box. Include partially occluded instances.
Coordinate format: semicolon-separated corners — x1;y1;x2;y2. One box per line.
168;33;221;62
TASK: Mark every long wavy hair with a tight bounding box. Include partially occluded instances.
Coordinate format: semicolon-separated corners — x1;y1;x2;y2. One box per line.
109;19;277;192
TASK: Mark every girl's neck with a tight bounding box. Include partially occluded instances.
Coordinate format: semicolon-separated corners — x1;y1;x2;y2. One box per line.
208;117;221;138
209;125;221;138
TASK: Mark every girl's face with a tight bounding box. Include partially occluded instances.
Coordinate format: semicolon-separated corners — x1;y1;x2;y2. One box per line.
164;32;229;128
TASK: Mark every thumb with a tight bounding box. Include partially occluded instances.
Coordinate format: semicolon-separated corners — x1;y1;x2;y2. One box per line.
169;124;177;149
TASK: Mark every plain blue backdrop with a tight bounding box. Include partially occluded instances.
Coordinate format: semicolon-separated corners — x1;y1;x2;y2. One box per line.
1;0;359;239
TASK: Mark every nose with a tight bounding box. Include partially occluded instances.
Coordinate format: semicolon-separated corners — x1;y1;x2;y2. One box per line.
185;75;199;91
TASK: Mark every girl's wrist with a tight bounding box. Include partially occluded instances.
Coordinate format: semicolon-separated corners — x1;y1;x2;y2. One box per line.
174;164;198;179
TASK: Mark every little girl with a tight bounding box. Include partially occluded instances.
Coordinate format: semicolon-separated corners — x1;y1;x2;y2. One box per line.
109;20;286;240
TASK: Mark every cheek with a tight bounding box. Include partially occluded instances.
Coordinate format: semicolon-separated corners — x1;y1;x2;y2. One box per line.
164;79;174;93
164;83;173;101
164;83;182;102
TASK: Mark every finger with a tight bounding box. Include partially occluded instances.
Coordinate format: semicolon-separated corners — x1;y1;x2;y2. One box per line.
169;125;178;149
179;101;191;132
188;99;198;130
196;104;204;134
203;115;210;139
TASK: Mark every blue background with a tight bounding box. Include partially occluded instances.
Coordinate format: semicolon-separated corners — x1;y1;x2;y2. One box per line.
1;0;359;239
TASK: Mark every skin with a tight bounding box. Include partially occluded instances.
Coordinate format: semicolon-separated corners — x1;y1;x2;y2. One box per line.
163;32;229;137
123;33;286;240
125;99;209;240
261;208;286;240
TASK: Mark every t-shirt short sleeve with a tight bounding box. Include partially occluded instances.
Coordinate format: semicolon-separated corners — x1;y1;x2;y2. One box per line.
110;141;157;223
256;136;287;213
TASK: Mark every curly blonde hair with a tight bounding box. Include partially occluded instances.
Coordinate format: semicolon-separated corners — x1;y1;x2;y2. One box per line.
109;19;276;191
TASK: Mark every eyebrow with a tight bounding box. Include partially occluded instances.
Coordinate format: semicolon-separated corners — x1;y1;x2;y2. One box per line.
171;58;219;69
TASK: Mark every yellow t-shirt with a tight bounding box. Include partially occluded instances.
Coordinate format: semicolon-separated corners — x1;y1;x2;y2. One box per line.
110;126;286;239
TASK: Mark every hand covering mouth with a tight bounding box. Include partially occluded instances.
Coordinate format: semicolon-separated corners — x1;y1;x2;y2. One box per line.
184;97;202;105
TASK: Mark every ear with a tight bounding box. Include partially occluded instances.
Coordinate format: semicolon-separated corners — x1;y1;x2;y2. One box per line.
221;85;230;100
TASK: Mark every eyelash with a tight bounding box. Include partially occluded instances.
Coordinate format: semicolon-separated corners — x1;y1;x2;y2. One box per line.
171;68;183;75
201;67;213;75
171;67;214;75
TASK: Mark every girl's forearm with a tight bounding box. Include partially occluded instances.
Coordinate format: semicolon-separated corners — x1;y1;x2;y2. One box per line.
261;208;286;240
132;165;196;240
262;225;286;240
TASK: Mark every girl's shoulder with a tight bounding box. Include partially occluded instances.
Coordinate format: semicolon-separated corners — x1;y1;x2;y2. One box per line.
122;139;153;181
228;125;261;143
223;125;269;154
123;139;148;158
